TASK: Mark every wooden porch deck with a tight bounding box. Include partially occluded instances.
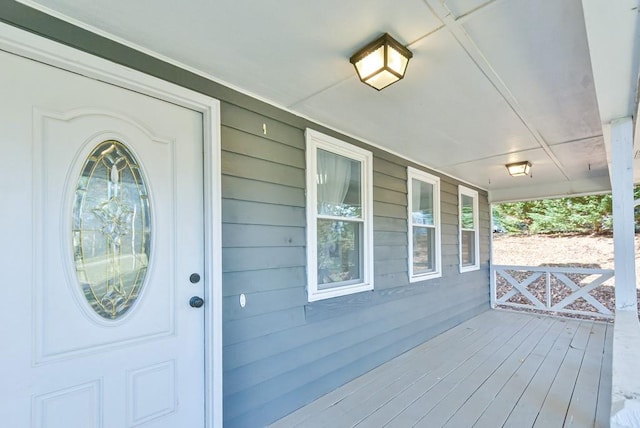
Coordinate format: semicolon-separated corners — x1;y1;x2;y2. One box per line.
270;310;612;428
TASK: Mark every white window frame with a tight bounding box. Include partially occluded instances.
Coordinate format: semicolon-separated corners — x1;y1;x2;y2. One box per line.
459;186;480;272
305;129;373;302
407;167;441;282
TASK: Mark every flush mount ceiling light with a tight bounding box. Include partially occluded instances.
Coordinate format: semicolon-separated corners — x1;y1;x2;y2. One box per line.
350;33;413;91
506;161;532;177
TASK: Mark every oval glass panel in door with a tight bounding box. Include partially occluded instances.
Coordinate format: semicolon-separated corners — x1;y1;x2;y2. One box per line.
72;140;151;319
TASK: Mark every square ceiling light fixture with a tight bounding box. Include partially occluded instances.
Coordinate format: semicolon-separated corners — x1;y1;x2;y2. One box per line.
350;33;413;91
506;161;532;177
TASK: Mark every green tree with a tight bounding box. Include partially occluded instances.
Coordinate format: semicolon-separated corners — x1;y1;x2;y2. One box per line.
494;191;617;234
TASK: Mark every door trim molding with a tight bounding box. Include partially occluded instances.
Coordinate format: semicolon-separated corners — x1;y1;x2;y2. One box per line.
0;22;223;428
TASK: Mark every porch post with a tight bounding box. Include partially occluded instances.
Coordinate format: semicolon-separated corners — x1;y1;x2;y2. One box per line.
609;116;640;427
610;116;637;312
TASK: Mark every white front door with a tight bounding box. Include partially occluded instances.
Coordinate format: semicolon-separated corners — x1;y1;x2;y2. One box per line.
1;48;206;427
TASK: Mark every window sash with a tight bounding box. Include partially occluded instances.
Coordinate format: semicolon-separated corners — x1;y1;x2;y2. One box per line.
459;186;479;272
461;194;475;229
306;129;373;302
412;224;436;275
461;229;476;267
407;167;441;282
316;218;363;288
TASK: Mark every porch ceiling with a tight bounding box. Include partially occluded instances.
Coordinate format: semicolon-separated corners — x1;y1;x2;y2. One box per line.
16;0;640;202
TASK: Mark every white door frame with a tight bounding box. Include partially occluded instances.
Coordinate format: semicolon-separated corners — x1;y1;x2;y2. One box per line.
0;22;223;428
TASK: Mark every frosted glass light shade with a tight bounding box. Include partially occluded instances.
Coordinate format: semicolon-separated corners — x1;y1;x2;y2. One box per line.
506;161;532;177
350;33;413;91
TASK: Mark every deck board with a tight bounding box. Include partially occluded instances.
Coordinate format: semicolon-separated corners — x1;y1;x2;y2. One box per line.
362;312;534;427
439;317;559;427
595;323;613;428
459;317;566;427
270;310;612;428
408;316;551;427
533;322;594;428
564;322;607;427
501;318;579;427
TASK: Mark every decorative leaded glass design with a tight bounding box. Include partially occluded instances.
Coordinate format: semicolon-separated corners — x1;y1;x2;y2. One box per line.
72;140;151;319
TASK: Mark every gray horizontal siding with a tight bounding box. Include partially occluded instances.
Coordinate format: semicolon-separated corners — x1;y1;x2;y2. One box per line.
227;300;488;427
374;245;407;261
373;157;407;180
440;179;459;193
223;307;306;346
373;171;406;192
374;201;407;218
224;287;306;320
225;283;488;398
374;217;407;232
224;281;488;372
375;272;410;289
222;199;305;226
222;126;305;168
374;186;406;205
374;230;407;247
223;150;304;187
222;175;305;207
222;247;305;273
442;200;460;215
223;267;306;296
223;224;305;248
220;103;492;426
374;258;408;275
222;102;305;148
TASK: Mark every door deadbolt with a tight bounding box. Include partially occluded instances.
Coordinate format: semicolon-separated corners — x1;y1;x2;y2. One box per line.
189;296;204;308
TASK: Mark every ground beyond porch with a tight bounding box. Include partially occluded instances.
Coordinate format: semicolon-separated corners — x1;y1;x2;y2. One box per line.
270;310;612;427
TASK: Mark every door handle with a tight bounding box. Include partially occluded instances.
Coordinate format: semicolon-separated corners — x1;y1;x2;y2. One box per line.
189;296;204;308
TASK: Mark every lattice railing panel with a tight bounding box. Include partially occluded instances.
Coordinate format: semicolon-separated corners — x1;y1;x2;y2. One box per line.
491;265;615;319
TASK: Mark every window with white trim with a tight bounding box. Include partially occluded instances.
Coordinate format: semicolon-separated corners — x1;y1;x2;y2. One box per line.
305;129;373;302
407;167;441;282
459;186;480;272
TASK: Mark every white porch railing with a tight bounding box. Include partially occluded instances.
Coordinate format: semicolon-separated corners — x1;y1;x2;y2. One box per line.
491;265;615;319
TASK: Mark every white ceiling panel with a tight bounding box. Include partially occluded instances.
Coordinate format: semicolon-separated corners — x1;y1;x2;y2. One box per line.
459;0;602;145
25;0;442;107
548;137;609;181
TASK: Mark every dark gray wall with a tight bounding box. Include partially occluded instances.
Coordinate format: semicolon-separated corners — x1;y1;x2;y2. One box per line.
2;4;491;427
220;103;490;426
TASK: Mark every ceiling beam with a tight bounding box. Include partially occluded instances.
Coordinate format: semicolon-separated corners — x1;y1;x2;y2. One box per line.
489;175;612;203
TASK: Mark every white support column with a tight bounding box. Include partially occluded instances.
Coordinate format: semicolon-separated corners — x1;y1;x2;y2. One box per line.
610;116;637;312
609;116;640;428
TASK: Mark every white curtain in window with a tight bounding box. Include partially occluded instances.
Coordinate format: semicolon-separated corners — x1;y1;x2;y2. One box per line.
412;179;421;221
317;150;351;215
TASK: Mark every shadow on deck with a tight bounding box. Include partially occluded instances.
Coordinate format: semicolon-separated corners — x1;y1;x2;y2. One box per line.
270;310;612;427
